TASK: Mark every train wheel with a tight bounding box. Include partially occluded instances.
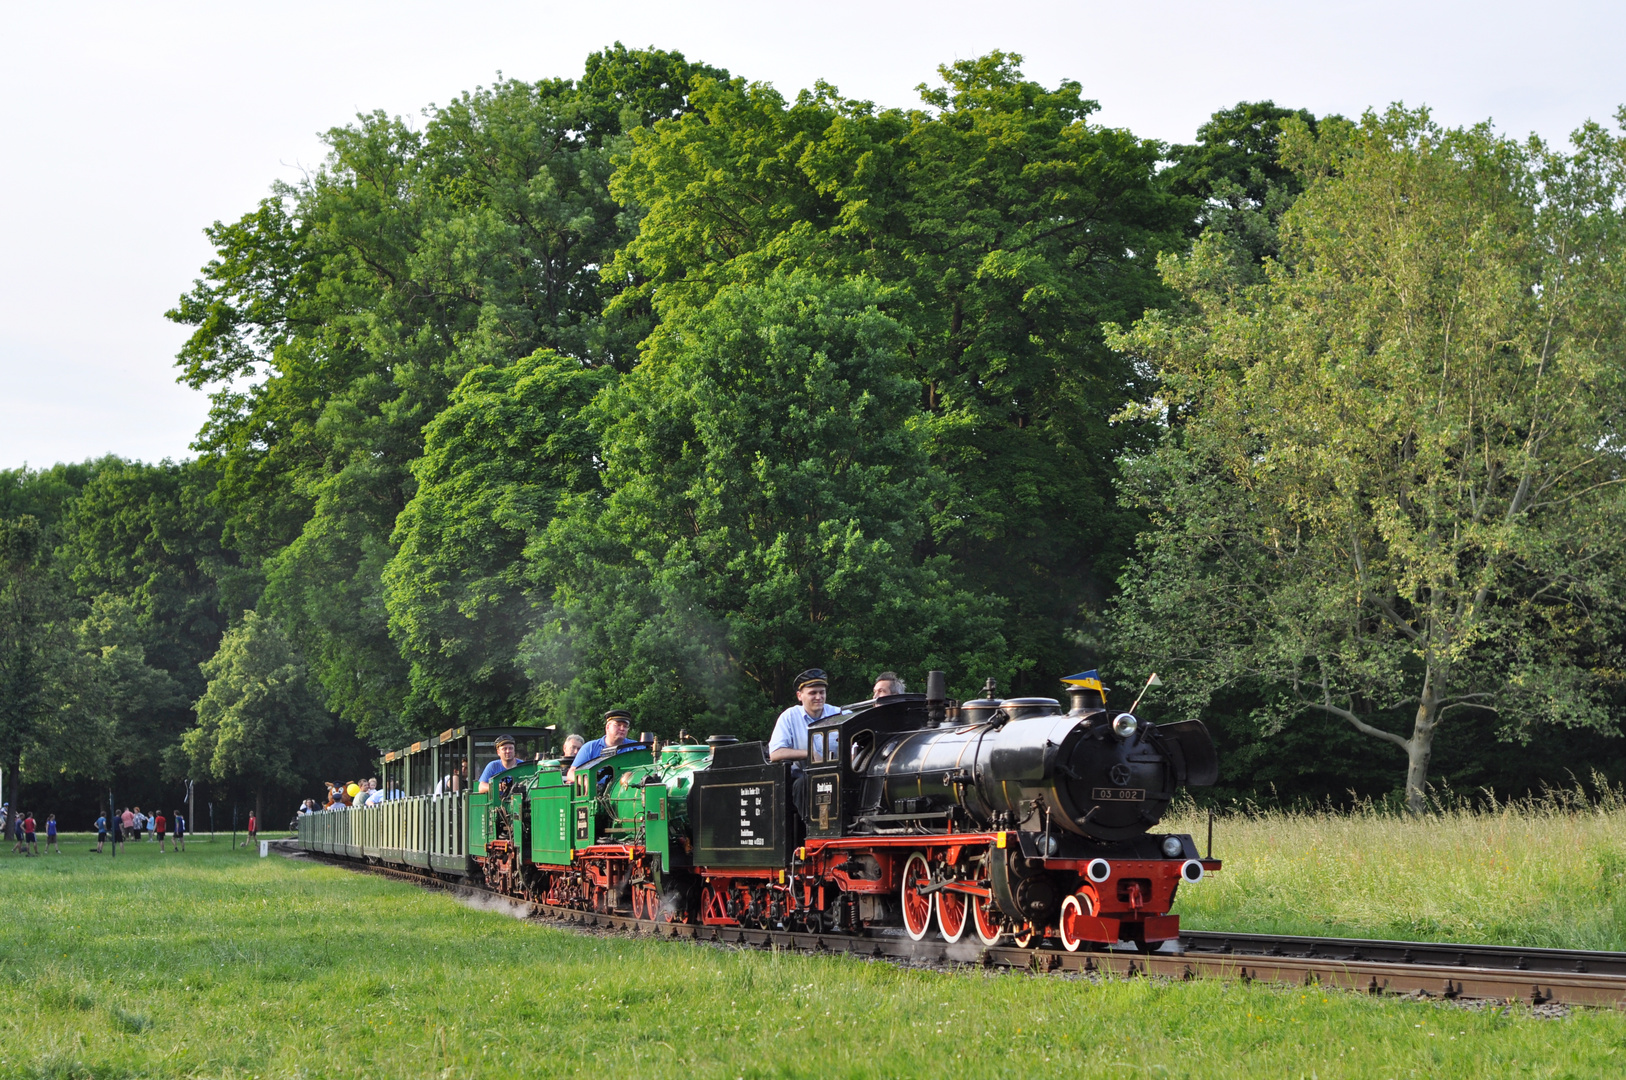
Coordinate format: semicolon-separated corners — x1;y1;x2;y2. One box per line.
1058;893;1095;952
768;891;790;931
972;893;1004;946
1012;922;1037;948
632;885;647;920
937;887;968;944
901;852;933;941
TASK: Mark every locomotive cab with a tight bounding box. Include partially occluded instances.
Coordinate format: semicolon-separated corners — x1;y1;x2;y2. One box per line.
805;696;931;839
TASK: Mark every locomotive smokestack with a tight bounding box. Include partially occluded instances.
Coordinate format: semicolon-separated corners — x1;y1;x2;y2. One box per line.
926;669;947;727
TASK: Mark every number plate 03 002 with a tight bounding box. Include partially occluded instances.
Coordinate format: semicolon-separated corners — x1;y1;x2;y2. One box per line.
1091;787;1146;802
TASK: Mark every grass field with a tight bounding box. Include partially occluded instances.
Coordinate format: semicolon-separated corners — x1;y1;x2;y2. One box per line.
1166;786;1626;951
2;828;1623;1079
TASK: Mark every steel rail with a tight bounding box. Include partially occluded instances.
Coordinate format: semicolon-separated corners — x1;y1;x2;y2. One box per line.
1181;931;1626;978
285;846;1626;1009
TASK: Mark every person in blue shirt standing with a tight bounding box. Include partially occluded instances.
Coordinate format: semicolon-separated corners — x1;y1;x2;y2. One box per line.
477;734;522;793
767;669;841;767
769;668;842;828
44;813;59;854
94;813;108;853
566;710;639;783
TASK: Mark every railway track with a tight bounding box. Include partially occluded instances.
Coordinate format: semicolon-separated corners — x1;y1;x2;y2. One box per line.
286;845;1626;1009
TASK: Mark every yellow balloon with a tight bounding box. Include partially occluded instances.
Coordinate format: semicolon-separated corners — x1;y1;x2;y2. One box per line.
346;783;361;798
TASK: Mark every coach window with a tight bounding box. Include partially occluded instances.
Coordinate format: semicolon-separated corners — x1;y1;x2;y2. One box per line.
439;741;469;794
471;736;499;789
409;749;433;796
384;758;405;799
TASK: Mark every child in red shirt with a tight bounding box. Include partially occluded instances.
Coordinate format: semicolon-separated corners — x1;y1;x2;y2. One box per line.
154;812;168;852
245;812;257;848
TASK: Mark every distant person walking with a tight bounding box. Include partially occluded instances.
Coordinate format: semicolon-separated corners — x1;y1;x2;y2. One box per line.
172;811;185;852
44;814;58;854
110;812;124;854
23;813;37;855
154;811;168;853
94;813;108;853
120;808;134;837
10;812;26;855
245;811;257;849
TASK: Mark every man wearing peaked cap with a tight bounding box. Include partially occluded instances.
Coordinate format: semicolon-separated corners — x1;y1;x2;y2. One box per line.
567;708;639;782
768;668;841;767
478;733;521;792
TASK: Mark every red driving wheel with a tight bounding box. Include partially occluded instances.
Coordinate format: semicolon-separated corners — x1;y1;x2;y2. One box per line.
937;884;968;943
900;852;933;941
972;892;1004;946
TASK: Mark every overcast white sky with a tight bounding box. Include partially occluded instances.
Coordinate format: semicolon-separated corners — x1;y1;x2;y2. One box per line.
2;0;1622;470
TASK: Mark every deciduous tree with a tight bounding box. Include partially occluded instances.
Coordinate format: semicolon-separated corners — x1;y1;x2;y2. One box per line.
184;611;332;822
528;270;1005;730
1111;108;1626;810
384;350;611;734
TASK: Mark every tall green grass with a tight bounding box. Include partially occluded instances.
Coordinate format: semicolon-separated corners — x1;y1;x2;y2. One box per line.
1;828;1621;1078
1169;777;1626;950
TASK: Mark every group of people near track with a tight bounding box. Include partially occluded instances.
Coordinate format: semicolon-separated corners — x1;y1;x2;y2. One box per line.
3;806;58;855
92;807;186;852
2;804;189;854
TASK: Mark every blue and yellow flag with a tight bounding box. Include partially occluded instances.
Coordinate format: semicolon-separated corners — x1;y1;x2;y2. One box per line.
1061;670;1106;693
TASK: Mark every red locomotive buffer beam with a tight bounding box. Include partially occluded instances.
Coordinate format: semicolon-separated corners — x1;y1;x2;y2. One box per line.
1050;856;1221;950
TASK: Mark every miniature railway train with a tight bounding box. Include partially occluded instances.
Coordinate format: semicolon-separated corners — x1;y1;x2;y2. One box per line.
297;672;1221;950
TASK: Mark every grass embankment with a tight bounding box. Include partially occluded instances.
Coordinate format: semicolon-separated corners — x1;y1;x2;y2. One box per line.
1168;787;1626;951
0;832;1621;1078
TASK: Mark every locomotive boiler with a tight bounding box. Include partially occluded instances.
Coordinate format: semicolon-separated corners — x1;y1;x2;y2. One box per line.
848;672;1219;844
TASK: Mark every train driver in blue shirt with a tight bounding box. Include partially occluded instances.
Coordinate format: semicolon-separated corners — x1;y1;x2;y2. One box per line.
478;734;521;792
767;668;841;769
566;709;639;783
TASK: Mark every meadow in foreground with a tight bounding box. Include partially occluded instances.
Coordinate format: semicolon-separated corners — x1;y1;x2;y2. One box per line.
1166;784;1626;951
1;833;1622;1079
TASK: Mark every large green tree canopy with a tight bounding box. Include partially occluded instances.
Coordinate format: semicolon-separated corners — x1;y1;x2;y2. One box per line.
383;349;612;738
162;48;1197;746
166;46;726;742
527;270;1005;730
607;53;1191;687
1111;107;1626;810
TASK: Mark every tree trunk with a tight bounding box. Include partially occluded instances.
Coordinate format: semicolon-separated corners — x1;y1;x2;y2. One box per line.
1403;673;1443;814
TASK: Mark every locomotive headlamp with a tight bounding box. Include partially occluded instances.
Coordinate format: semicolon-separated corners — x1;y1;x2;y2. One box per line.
1161;835;1184;858
1112;712;1139;739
